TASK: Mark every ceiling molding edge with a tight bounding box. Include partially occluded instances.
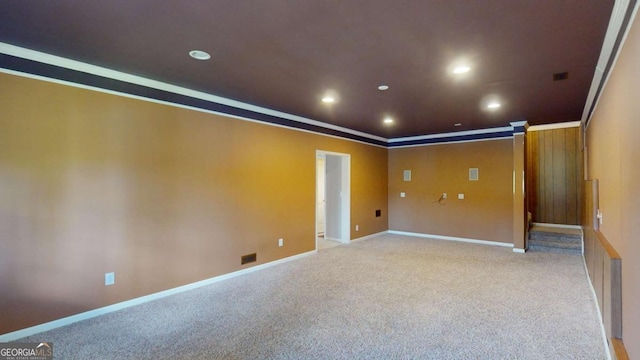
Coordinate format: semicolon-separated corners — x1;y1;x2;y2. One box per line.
582;0;639;128
388;126;515;148
528;121;581;132
388;135;515;149
0;42;387;146
0;42;524;149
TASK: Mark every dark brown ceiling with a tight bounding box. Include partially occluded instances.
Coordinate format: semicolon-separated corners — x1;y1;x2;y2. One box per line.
0;1;614;138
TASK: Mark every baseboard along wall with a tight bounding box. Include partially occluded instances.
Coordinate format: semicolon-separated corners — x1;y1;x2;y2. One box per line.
0;250;317;342
388;230;514;248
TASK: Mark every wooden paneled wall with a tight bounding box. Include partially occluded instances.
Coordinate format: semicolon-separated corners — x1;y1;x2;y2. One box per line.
584;229;623;338
583;180;626;360
527;126;582;225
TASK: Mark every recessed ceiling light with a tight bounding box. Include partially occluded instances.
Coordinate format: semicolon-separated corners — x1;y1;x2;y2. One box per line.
383;117;394;124
189;50;211;60
322;96;335;103
487;102;501;109
378;85;389;91
454;123;462;127
452;66;471;74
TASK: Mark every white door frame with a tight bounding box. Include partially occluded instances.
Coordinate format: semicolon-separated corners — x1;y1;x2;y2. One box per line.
316;150;350;248
315;154;326;237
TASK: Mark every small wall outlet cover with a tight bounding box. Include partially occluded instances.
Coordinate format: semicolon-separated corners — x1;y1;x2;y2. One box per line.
442;193;447;199
400;192;406;197
355;225;359;231
278;238;284;247
458;193;464;199
105;272;115;286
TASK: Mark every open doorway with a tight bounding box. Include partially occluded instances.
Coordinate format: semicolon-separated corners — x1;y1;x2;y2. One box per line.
316;150;350;250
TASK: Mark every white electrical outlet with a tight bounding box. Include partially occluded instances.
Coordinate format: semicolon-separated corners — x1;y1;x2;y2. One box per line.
105;272;115;286
400;192;405;197
458;193;464;199
278;238;284;247
442;193;447;199
356;225;359;231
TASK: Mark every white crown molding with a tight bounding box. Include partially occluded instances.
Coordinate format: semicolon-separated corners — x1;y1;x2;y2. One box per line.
388;126;513;144
2;40;600;146
511;120;529;135
510;120;528;127
583;0;639;127
388;135;513;149
528;121;581;132
0;42;387;144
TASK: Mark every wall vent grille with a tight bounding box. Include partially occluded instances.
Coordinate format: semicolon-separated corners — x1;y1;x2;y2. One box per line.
553;72;569;81
241;253;257;265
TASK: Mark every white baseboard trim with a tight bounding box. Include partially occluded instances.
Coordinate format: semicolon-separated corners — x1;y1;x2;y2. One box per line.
0;250;317;342
350;231;389;243
388;230;513;248
582;255;613;360
513;248;526;253
532;222;583;230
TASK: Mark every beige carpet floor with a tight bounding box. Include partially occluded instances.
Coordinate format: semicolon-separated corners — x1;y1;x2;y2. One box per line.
19;234;606;359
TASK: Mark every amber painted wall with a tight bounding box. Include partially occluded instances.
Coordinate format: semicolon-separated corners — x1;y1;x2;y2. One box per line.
585;12;640;359
388;139;514;244
0;72;388;335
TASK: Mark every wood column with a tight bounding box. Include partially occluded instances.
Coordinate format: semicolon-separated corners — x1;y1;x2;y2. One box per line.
511;121;528;252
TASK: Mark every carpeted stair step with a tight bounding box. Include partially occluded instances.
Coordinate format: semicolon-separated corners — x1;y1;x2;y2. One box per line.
528;225;583;255
529;238;582;250
528;243;582;255
529;231;581;244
